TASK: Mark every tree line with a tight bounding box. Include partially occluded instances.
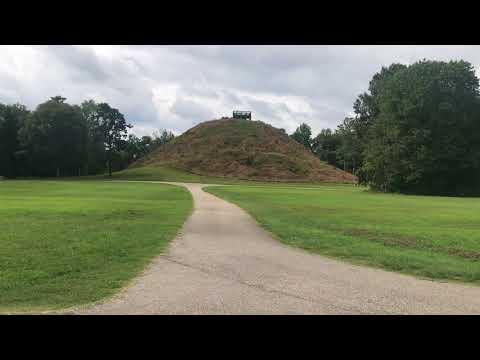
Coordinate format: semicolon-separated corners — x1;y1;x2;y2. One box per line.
0;96;174;178
291;59;480;196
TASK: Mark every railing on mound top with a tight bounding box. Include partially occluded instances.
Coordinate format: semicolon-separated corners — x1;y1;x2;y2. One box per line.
232;111;252;120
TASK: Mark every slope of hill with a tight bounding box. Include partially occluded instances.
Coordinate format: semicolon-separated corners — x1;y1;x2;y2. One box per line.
132;118;356;183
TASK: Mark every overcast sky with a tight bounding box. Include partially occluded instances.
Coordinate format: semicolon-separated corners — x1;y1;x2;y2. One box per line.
1;45;480;136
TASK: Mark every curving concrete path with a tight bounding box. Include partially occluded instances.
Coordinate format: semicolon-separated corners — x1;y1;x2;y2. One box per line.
74;182;480;314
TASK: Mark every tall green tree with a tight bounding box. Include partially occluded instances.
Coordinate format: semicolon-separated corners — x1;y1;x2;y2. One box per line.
312;128;341;168
361;60;480;195
81;100;106;175
340;63;408;181
291;123;313;151
95;103;132;176
0;103;30;177
20;96;87;177
335;117;365;178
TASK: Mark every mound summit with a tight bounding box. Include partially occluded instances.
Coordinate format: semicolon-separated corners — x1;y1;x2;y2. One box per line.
133;118;356;183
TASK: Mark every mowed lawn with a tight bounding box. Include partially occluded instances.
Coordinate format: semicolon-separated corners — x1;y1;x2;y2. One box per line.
206;185;480;284
0;181;192;313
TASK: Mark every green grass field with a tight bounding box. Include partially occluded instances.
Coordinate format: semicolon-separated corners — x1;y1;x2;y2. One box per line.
205;184;480;284
0;180;192;313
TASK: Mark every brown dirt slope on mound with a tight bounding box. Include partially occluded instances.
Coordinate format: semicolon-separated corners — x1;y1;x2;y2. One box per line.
133;118;357;183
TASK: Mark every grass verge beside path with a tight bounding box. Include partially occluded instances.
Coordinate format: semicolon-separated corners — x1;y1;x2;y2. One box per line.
0;180;192;313
205;185;480;284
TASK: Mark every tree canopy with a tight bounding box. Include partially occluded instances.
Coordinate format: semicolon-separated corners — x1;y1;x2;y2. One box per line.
0;96;174;178
290;123;313;150
301;59;480;196
361;60;480;195
0;103;30;177
20;97;87;177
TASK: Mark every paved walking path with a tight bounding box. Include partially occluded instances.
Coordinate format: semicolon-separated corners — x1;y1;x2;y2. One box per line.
75;182;480;314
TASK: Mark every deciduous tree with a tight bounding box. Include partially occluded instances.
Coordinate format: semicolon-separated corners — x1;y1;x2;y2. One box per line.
291;123;313;151
95;103;132;176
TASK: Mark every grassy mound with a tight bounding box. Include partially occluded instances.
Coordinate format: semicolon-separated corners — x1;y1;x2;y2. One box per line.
132;118;356;183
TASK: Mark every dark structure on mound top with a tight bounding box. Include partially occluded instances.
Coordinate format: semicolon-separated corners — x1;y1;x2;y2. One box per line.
233;110;251;120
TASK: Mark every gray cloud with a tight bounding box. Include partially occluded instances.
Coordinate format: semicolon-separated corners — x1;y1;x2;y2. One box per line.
170;98;215;124
1;45;480;136
47;45;110;83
